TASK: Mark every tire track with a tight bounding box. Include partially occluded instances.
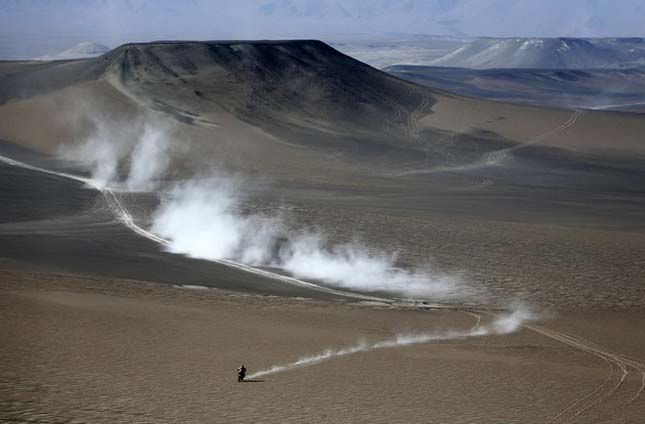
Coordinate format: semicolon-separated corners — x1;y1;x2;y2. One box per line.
406;87;432;139
0;153;385;303
402;87;433;166
465;311;482;332
569;335;645;407
525;323;644;423
4;151;644;421
627;370;645;404
394;108;583;176
247;310;502;381
382;98;406;136
545;355;614;424
483;109;583;166
102;188;390;302
479;308;643;422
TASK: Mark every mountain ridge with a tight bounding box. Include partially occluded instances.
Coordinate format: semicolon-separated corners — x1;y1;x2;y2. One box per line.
427;37;644;69
35;42;111;61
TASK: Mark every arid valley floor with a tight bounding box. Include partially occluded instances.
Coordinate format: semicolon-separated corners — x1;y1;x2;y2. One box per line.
1;41;644;423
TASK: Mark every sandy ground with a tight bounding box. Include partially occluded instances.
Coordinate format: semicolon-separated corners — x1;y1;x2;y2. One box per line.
1;99;645;422
1;271;644;424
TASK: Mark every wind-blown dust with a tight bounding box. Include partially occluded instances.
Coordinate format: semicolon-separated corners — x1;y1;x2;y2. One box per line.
150;177;467;299
58;110;177;190
248;306;535;379
58;110;471;300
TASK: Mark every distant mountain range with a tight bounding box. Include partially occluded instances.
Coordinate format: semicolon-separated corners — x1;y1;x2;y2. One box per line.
35;42;111;61
427;38;645;69
4;0;645;60
29;36;645;71
336;36;645;70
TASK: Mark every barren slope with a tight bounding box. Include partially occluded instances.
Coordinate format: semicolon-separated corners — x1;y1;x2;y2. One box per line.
1;40;645;310
1;40;645;424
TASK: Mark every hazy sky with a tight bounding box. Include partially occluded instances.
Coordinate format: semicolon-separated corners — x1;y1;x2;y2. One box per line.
3;0;645;59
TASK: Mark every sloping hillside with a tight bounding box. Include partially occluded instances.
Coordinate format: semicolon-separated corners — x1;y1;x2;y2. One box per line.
104;40;424;147
1;40;645;187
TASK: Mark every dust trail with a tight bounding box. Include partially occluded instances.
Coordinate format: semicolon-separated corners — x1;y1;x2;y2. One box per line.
0;153;386;303
590;101;645;111
0;154;90;185
247;307;533;379
50;105;471;300
149;177;468;300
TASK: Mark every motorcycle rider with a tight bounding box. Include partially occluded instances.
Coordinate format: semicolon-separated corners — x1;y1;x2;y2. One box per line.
237;364;247;382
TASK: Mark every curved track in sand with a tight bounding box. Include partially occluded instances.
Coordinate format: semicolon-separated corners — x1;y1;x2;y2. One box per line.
396;108;584;176
2;152;644;422
483;109;583;166
405;88;434;165
380;88;432;153
406;88;432;139
0;154;384;303
526;323;644;423
383;97;406;137
247;309;485;380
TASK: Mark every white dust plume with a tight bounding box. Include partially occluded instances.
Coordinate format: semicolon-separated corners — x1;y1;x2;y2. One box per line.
58;110;176;190
125;119;173;190
59;110;471;300
248;306;535;379
151;177;281;265
150;176;467;300
279;234;462;298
